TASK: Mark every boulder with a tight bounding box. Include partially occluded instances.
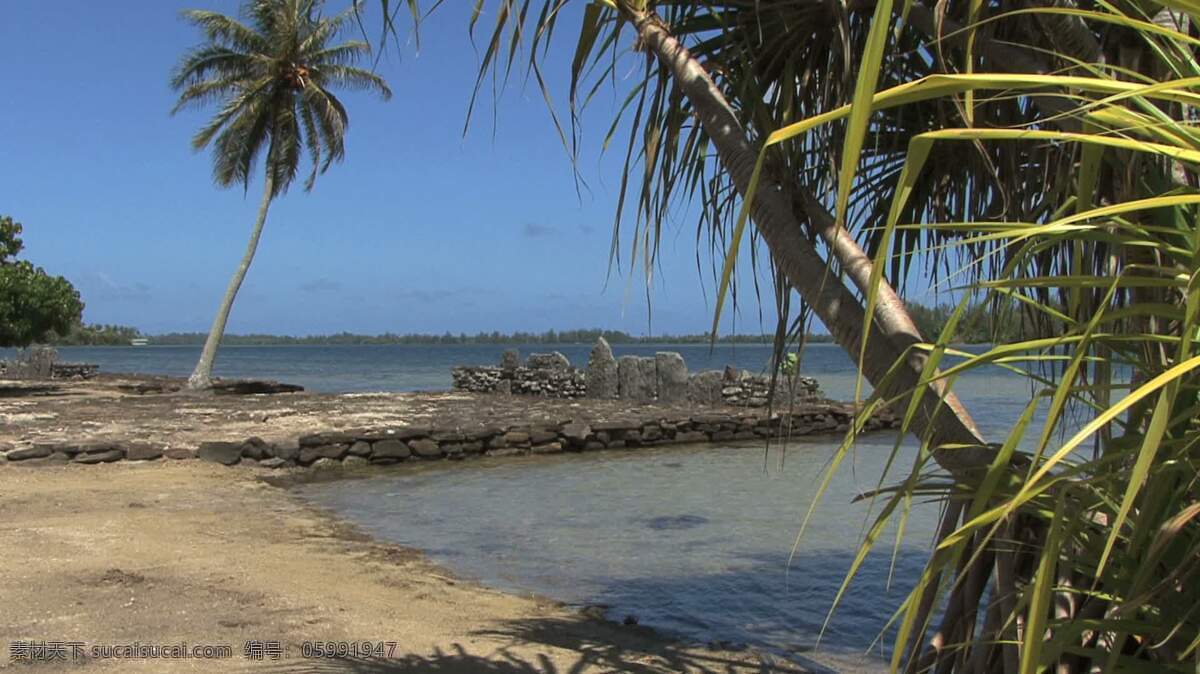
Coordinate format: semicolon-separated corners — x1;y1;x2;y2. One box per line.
299;444;349;464
272;437;300;461
500;349;522;370
164;447;195;460
586;337;619;398
125;443;165;461
655;352;688;403
688;370;724;405
561;422;591;443
259;457;288;469
527;352;570;370
617;356;657;401
6;445;53;461
503;431;531;446
529;429;558;445
298;431;354;447
348;441;372;457
409;439;442;458
310;458;341;471
371;440;411;460
74;449;125;464
240;437;270;460
197;442;242;465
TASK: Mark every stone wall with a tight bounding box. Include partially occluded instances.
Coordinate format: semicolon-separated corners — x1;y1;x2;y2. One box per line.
451;339;821;408
0;404;899;471
452;349;586;398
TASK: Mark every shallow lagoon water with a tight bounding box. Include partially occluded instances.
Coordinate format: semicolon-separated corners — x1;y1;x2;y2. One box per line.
297;436;944;663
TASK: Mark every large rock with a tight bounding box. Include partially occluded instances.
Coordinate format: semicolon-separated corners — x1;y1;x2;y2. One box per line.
655;352;688;403
500;349;521;370
197;442;242;465
586;337;618;399
125;442;165;461
617;356;657;401
687;370;724;405
409;439;443;458
6;445;52;461
371;440;410;460
74;449;124;464
527;352;570;370
299;444;349;464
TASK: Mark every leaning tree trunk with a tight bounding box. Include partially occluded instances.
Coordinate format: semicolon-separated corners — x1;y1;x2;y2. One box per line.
187;175;276;390
616;3;992;474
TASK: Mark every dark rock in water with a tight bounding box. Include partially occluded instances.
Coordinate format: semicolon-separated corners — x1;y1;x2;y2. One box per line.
6;445;52;461
655;352;688;403
409;439;442;458
617;356;657;401
623;614;639;626
74;449;125;464
371;440;410;460
527;352;570;370
645;514;709;531
500;349;521;370
211;379;303;395
197;441;242;465
687;370;724;405
125;442;165;461
586;337;618;399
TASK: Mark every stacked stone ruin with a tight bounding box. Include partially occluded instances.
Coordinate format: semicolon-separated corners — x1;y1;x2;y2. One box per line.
452;337;820;408
0;403;898;471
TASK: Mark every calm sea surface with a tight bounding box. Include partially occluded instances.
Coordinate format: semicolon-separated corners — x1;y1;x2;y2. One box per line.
31;343;1037;666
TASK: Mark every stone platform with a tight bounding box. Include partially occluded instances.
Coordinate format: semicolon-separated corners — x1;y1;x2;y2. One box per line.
0;374;897;471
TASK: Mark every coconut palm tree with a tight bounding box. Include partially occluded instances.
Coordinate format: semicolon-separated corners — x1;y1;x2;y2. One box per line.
171;0;391;389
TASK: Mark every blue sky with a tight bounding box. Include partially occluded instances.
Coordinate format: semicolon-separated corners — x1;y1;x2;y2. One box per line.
1;1;786;337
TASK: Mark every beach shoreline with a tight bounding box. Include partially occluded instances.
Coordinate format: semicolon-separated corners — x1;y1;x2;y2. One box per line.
0;458;881;672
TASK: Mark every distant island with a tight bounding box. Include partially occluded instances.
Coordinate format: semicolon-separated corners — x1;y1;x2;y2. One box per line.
46;303;1018;347
48;325;836;347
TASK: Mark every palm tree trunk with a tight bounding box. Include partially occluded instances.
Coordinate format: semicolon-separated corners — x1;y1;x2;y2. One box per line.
187;175;276;390
618;4;991;474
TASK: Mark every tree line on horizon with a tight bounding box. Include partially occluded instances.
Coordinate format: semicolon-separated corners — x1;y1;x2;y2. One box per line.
45;303;1013;347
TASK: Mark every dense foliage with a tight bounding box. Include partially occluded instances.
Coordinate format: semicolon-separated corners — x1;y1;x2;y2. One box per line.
0;215;83;348
49;323;143;346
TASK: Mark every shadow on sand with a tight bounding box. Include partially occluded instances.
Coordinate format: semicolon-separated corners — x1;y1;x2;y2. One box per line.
254;614;839;673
